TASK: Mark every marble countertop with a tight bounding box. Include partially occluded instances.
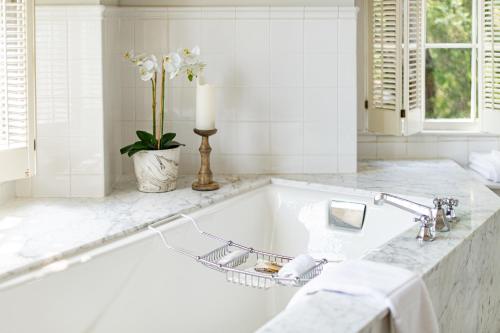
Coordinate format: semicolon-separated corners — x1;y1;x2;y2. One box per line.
0;160;499;332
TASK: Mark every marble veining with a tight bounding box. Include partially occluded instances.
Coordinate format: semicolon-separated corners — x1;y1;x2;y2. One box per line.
1;160;500;332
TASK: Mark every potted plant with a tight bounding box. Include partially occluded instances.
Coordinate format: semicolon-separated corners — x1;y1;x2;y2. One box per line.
120;47;205;192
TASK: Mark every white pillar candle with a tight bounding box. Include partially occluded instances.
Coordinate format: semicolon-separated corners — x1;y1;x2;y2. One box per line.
195;77;215;130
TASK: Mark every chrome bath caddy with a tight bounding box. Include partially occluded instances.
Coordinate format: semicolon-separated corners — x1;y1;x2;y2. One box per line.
149;214;327;289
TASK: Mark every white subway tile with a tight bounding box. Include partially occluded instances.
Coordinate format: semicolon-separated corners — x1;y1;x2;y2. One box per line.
200;20;235;53
235;53;270;86
338;18;356;54
304;20;338;53
437;140;469;166
270;87;303;122
121;87;135;121
270;20;303;55
70;136;104;175
338;87;356;156
236;20;270;55
134;19;168;52
135;87;154;121
202;54;235;87
407;142;438;159
303;155;338;173
271;122;303;155
69;98;103;138
338;53;356;87
169;19;201;51
214;87;237;121
376;142;407;159
304;122;337;155
68;20;102;59
237;122;270;155
70;175;105;197
69;59;103;99
270;54;303;87
358;142;377;159
271;156;304;173
304;54;338;87
235;87;270;121
32;175;70;198
36;137;70;176
304;87;337;122
338;154;357;173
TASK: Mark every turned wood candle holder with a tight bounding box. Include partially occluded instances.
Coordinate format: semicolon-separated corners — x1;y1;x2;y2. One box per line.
192;128;219;191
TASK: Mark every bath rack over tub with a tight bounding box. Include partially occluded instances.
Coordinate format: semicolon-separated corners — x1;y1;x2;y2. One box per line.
148;214;327;289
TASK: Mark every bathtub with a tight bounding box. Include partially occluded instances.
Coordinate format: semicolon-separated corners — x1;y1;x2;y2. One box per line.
0;182;421;333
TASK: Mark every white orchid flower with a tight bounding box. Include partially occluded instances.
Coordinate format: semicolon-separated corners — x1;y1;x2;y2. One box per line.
180;46;201;65
164;52;182;79
124;51;159;81
139;55;159;81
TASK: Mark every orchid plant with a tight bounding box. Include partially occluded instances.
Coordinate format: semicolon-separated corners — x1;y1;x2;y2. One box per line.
120;47;206;157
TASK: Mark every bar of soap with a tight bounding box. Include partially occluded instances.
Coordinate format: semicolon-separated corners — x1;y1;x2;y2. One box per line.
254;259;282;274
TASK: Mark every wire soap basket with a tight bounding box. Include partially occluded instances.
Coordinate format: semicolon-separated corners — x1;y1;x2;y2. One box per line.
149;214;328;289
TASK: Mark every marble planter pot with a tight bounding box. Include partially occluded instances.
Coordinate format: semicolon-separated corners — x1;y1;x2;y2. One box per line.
132;147;181;193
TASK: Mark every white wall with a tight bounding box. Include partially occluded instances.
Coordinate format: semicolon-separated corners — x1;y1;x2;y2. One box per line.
17;6;107;197
105;6;358;176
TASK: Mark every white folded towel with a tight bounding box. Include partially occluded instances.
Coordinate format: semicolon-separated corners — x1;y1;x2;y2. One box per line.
278;254;316;279
469;151;500;182
288;260;439;333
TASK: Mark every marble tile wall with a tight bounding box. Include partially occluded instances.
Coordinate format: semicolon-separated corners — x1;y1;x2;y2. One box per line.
104;6;358;177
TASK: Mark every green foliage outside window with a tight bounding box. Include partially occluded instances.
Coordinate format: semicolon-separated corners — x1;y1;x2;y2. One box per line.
425;0;473;119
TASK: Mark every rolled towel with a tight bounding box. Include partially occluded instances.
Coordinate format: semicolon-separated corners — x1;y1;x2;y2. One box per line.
217;250;247;266
469;151;500;182
278;254;317;279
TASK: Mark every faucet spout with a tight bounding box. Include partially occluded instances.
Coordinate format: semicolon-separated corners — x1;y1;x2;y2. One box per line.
374;193;433;217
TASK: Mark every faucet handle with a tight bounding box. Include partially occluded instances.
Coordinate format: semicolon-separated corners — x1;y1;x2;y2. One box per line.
445;198;459;207
433;197;446;208
413;215;435;242
444;198;459;223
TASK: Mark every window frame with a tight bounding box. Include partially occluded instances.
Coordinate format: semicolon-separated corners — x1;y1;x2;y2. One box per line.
422;0;480;132
0;0;36;183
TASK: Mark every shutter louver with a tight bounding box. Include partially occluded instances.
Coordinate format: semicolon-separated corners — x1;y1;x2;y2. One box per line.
481;0;500;133
0;0;28;149
403;0;424;135
368;0;424;136
0;0;35;182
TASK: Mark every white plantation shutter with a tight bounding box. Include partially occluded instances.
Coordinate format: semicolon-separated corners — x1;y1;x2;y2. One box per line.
368;0;424;136
0;0;35;182
403;0;424;135
481;0;500;133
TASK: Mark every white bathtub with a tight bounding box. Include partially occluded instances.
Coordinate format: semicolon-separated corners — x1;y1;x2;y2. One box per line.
0;183;420;333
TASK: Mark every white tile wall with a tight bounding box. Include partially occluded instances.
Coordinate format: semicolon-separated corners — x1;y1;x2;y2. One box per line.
358;134;500;166
105;6;358;176
18;6;106;198
0;181;15;206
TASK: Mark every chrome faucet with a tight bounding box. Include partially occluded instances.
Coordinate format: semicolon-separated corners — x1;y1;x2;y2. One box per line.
374;193;459;242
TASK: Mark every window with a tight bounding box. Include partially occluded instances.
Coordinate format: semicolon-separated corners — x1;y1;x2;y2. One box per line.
367;0;500;135
0;0;35;182
424;0;478;130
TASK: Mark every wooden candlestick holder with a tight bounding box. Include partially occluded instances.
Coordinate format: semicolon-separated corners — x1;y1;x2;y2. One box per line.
192;128;220;191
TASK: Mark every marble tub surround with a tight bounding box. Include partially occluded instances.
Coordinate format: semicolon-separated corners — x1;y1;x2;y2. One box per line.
0;175;269;283
0;160;499;332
